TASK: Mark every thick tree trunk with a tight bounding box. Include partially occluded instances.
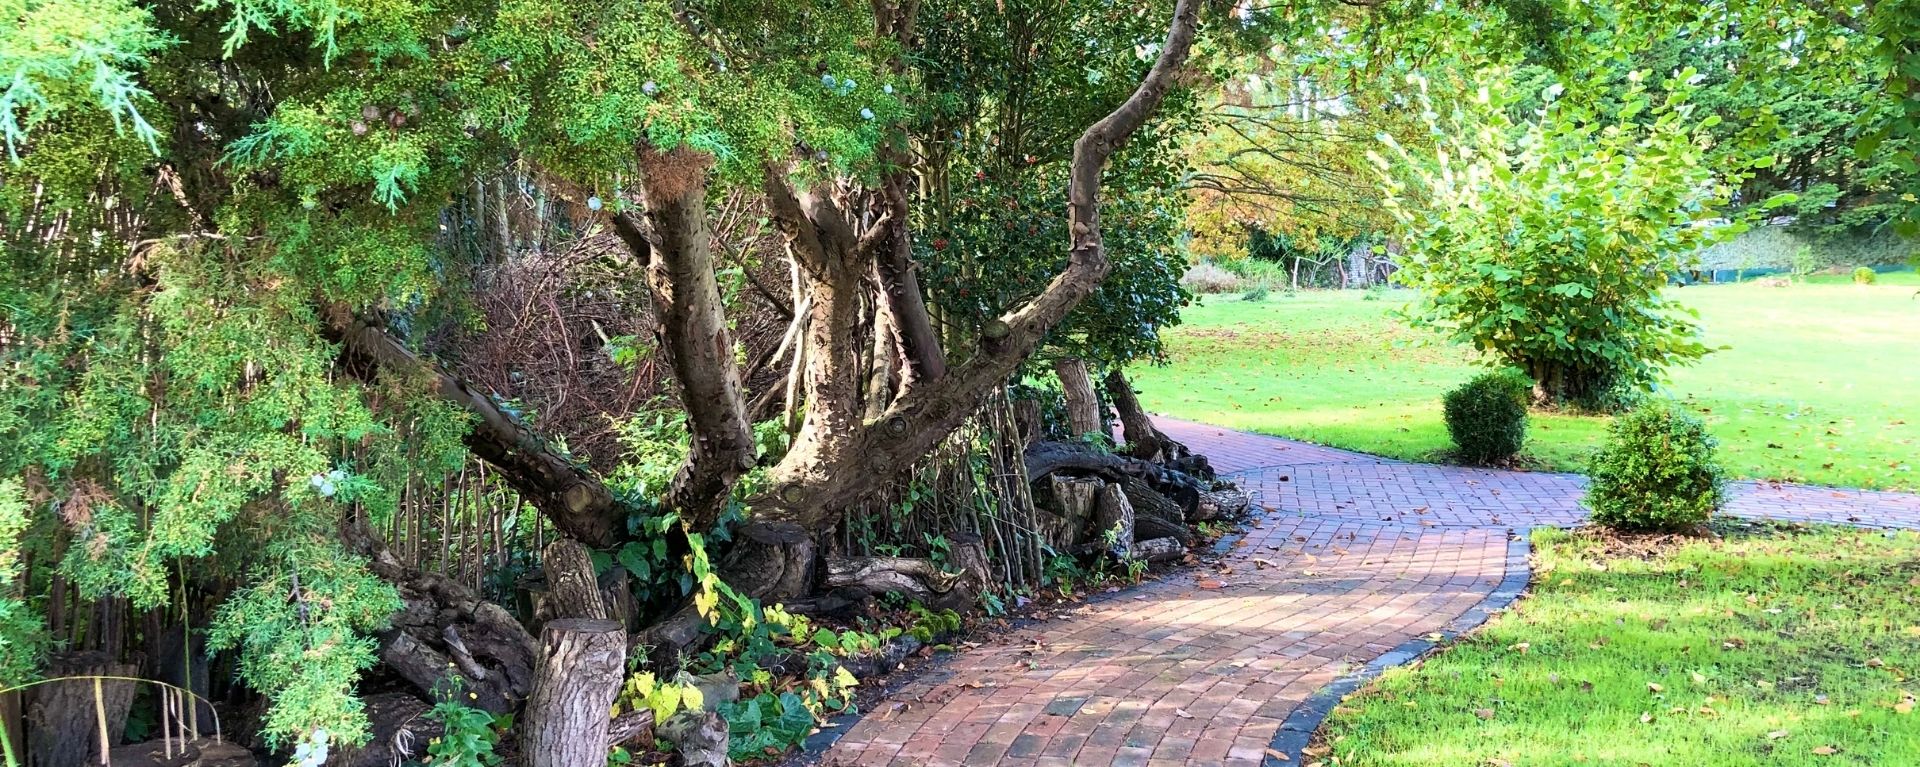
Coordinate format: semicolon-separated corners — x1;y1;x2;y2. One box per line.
740;0;1203;542
26;653;137;767
521;620;625;767
1053;357;1106;440
538;539;609;622
613;147;757;531
1104;369;1167;460
874;171;947;391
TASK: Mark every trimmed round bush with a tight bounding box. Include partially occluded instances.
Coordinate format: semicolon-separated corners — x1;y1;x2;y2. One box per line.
1852;266;1877;285
1586;402;1726;531
1442;370;1531;464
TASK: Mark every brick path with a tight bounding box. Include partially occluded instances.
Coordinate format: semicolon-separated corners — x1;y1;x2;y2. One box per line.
811;418;1920;767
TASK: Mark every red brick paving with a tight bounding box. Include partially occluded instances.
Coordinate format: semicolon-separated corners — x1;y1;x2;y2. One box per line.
814;418;1920;766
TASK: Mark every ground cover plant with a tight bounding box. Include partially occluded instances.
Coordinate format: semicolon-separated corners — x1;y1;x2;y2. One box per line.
1133;274;1920;490
1316;523;1920;766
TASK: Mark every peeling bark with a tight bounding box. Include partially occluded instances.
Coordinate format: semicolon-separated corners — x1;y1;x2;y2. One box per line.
611;147;757;531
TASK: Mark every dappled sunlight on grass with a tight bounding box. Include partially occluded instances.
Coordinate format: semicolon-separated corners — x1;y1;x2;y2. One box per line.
1318;525;1920;766
1139;281;1920;489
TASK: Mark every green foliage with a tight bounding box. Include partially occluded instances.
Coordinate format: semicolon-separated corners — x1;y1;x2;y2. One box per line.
1240;285;1270;302
1585;402;1726;531
1375;69;1729;409
0;480;44;687
1852;266;1878;285
1442;370;1531;464
424;688;505;767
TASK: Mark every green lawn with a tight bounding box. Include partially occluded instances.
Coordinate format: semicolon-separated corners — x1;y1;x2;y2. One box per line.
1317;524;1920;767
1133;273;1920;490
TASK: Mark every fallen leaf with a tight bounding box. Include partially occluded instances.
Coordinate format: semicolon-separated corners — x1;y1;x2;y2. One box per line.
1196;579;1224;590
1812;746;1839;756
1767;730;1790;740
1640;711;1654;724
1265;749;1291;761
1509;642;1531;653
1175;708;1194;719
1474;708;1495;720
1648;682;1665;693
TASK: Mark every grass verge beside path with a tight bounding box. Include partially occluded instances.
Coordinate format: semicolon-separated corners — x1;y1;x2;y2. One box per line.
1133;273;1920;490
1317;524;1920;767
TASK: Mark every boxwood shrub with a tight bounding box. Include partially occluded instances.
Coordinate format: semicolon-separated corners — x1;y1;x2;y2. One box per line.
1442;370;1531;464
1586;401;1726;530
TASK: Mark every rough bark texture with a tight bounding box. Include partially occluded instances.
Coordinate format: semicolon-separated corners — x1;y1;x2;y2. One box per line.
1192;488;1251;523
1042;476;1102;551
1092;482;1135;560
26;654;137;767
539;539;610;622
1134;537;1188;563
342;515;538;713
1054;357;1106;440
733;0;1204;544
1104;369;1165;460
521;619;625;767
615;147;757;530
825;556;975;612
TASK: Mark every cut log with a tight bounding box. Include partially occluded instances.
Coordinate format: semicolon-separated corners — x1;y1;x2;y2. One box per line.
26;652;137;767
824;556;975;612
1134;537;1188;563
1191;489;1251;522
1041;476;1102;551
521;619;625;767
342;514;537;714
604;710;654;751
1092;483;1135;560
1120;476;1188;528
1131;512;1191;546
1024;441;1207;511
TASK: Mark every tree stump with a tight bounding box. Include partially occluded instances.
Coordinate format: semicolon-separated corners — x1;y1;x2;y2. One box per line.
1192;488;1251;522
521;619;625;767
26;652;137;767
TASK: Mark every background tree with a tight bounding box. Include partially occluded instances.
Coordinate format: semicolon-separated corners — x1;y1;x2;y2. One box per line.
1373;68;1731;409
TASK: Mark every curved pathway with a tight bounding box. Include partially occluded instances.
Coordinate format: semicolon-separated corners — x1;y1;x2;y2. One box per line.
811;418;1920;767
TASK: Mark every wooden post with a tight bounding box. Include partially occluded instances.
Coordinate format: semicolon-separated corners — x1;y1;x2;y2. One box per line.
520;619;624;767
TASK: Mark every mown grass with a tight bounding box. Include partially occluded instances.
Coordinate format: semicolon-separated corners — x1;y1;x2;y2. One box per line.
1317;524;1920;767
1134;272;1920;490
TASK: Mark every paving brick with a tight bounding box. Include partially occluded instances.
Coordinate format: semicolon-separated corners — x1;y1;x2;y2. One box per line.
815;418;1920;765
